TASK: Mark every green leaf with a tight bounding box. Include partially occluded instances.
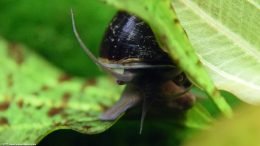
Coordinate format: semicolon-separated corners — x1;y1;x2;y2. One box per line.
172;0;260;104
0;0;116;77
0;39;122;143
185;102;214;129
184;106;260;146
100;0;232;116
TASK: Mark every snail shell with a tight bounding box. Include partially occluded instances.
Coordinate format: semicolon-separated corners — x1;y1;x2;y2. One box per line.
99;11;175;70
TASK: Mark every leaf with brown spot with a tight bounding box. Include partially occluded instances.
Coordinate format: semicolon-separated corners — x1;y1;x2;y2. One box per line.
0;117;9;126
40;85;50;91
47;107;64;117
0;39;122;143
16;99;24;108
58;74;72;83
7;43;24;65
62;92;71;104
80;79;97;92
0;101;10;111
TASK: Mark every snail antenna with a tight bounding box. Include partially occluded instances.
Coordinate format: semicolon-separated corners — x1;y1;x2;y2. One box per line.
71;9;100;66
70;9;134;82
139;97;148;134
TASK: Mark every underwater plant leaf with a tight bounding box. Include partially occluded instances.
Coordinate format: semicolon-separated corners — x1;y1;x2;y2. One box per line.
0;39;122;143
184;106;260;146
0;0;116;77
172;0;260;104
100;0;232;116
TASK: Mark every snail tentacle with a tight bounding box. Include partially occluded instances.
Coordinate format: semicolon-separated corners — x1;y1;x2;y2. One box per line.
71;9;135;82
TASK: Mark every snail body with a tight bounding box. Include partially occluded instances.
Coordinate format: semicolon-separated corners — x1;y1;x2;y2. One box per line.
71;11;194;133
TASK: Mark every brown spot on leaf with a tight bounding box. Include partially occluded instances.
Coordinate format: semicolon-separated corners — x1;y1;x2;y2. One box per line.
0;101;10;111
8;43;24;65
99;103;110;112
196;59;202;65
7;73;13;88
60;119;73;127
53;122;63;127
87;78;97;86
172;57;180;66
62;92;71;105
0;117;9;126
80;79;97;92
58;74;72;83
17;99;24;108
83;125;91;130
41;85;50;91
48;107;64;117
174;18;180;24
160;34;169;50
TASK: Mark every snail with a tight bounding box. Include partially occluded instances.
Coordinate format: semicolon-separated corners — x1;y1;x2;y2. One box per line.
71;10;195;133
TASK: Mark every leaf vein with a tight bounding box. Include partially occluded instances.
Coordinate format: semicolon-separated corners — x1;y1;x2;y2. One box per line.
180;0;260;60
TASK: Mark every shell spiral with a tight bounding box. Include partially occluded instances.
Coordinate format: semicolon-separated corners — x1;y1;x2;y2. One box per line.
100;11;173;65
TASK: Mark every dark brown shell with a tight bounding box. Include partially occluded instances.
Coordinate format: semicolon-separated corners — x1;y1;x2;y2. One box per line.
100;11;173;65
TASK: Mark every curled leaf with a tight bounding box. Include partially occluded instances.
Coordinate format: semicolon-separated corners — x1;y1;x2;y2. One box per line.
0;39;122;143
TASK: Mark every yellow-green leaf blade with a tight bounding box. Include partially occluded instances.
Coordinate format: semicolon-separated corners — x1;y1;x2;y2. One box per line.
173;0;260;104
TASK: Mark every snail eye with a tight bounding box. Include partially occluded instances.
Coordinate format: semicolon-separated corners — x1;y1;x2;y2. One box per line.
116;80;126;85
172;73;192;88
